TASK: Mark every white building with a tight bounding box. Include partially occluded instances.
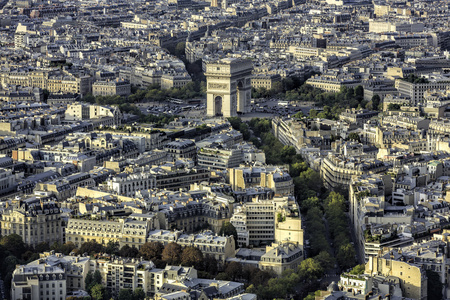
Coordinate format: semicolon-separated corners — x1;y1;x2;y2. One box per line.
11;264;67;300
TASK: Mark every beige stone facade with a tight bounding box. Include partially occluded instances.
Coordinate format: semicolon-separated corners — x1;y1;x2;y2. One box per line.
206;58;253;117
365;256;427;300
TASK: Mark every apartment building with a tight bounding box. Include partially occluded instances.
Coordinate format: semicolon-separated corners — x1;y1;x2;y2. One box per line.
65;213;161;249
12;252;198;298
230;196;298;247
366;256;427;300
164;139;197;161
197;147;243;170
395;76;450;106
251;73;282;90
1;196;63;248
1;70;91;96
153;165;211;191
320;153;387;189
108;171;156;197
162;197;233;234
146;230;235;262
259;242;303;275
160;73;192;89
65;103;122;127
339;109;379;125
92;79;131;97
369;21;424;33
228;165;294;196
11;264;67;300
306;73;361;92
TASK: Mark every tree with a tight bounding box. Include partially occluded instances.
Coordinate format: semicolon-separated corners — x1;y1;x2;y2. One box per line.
301;196;321;213
298;258;324;282
349;264;365;275
85;270;102;293
119;245;139;258
371;95;381;111
91;284;105;300
0;234;26;256
336;243;356;270
62;242;77;255
162;242;182;265
219;222;238;248
35;242;50;253
387;103;401;111
426;269;443;300
105;241;119;255
79;240;104;255
181;246;203;269
315;251;335;271
280;146;297;164
224;261;242;281
347;132;361;142
293;111;304;118
175;42;186;58
118;289;132;300
203;255;218;274
250;269;273;287
132;288;146;300
139;241;164;261
309;109;318;118
354;85;364;101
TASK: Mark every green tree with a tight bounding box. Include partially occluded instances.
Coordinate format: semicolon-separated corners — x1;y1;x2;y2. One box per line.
118;289;132;300
337;243;356;270
303;293;316;300
426;270;443;300
298;258;324;282
228;117;242;130
175;42;186;57
347;132;361;142
301;196;321;213
162;242;182;265
387;103;401;110
119;245;139;258
354;85;364;100
293;111;304;118
371;95;381;111
91;284;105;300
132;288;146;300
85;270;102;293
309;109;318;118
203;254;218;274
224;261;242;281
105;241;119;255
62;242;77;255
315;251;335;271
219;222;238;247
349;264;365;275
0;234;26;256
35;242;50;253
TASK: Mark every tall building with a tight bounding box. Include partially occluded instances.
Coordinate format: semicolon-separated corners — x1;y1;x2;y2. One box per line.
205;58;253;117
65;102;122;127
0;196;63;248
11;264;67;300
365;256;427;300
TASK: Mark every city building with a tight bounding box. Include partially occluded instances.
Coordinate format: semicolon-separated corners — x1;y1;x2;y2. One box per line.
1;196;63;248
92;79;131;97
